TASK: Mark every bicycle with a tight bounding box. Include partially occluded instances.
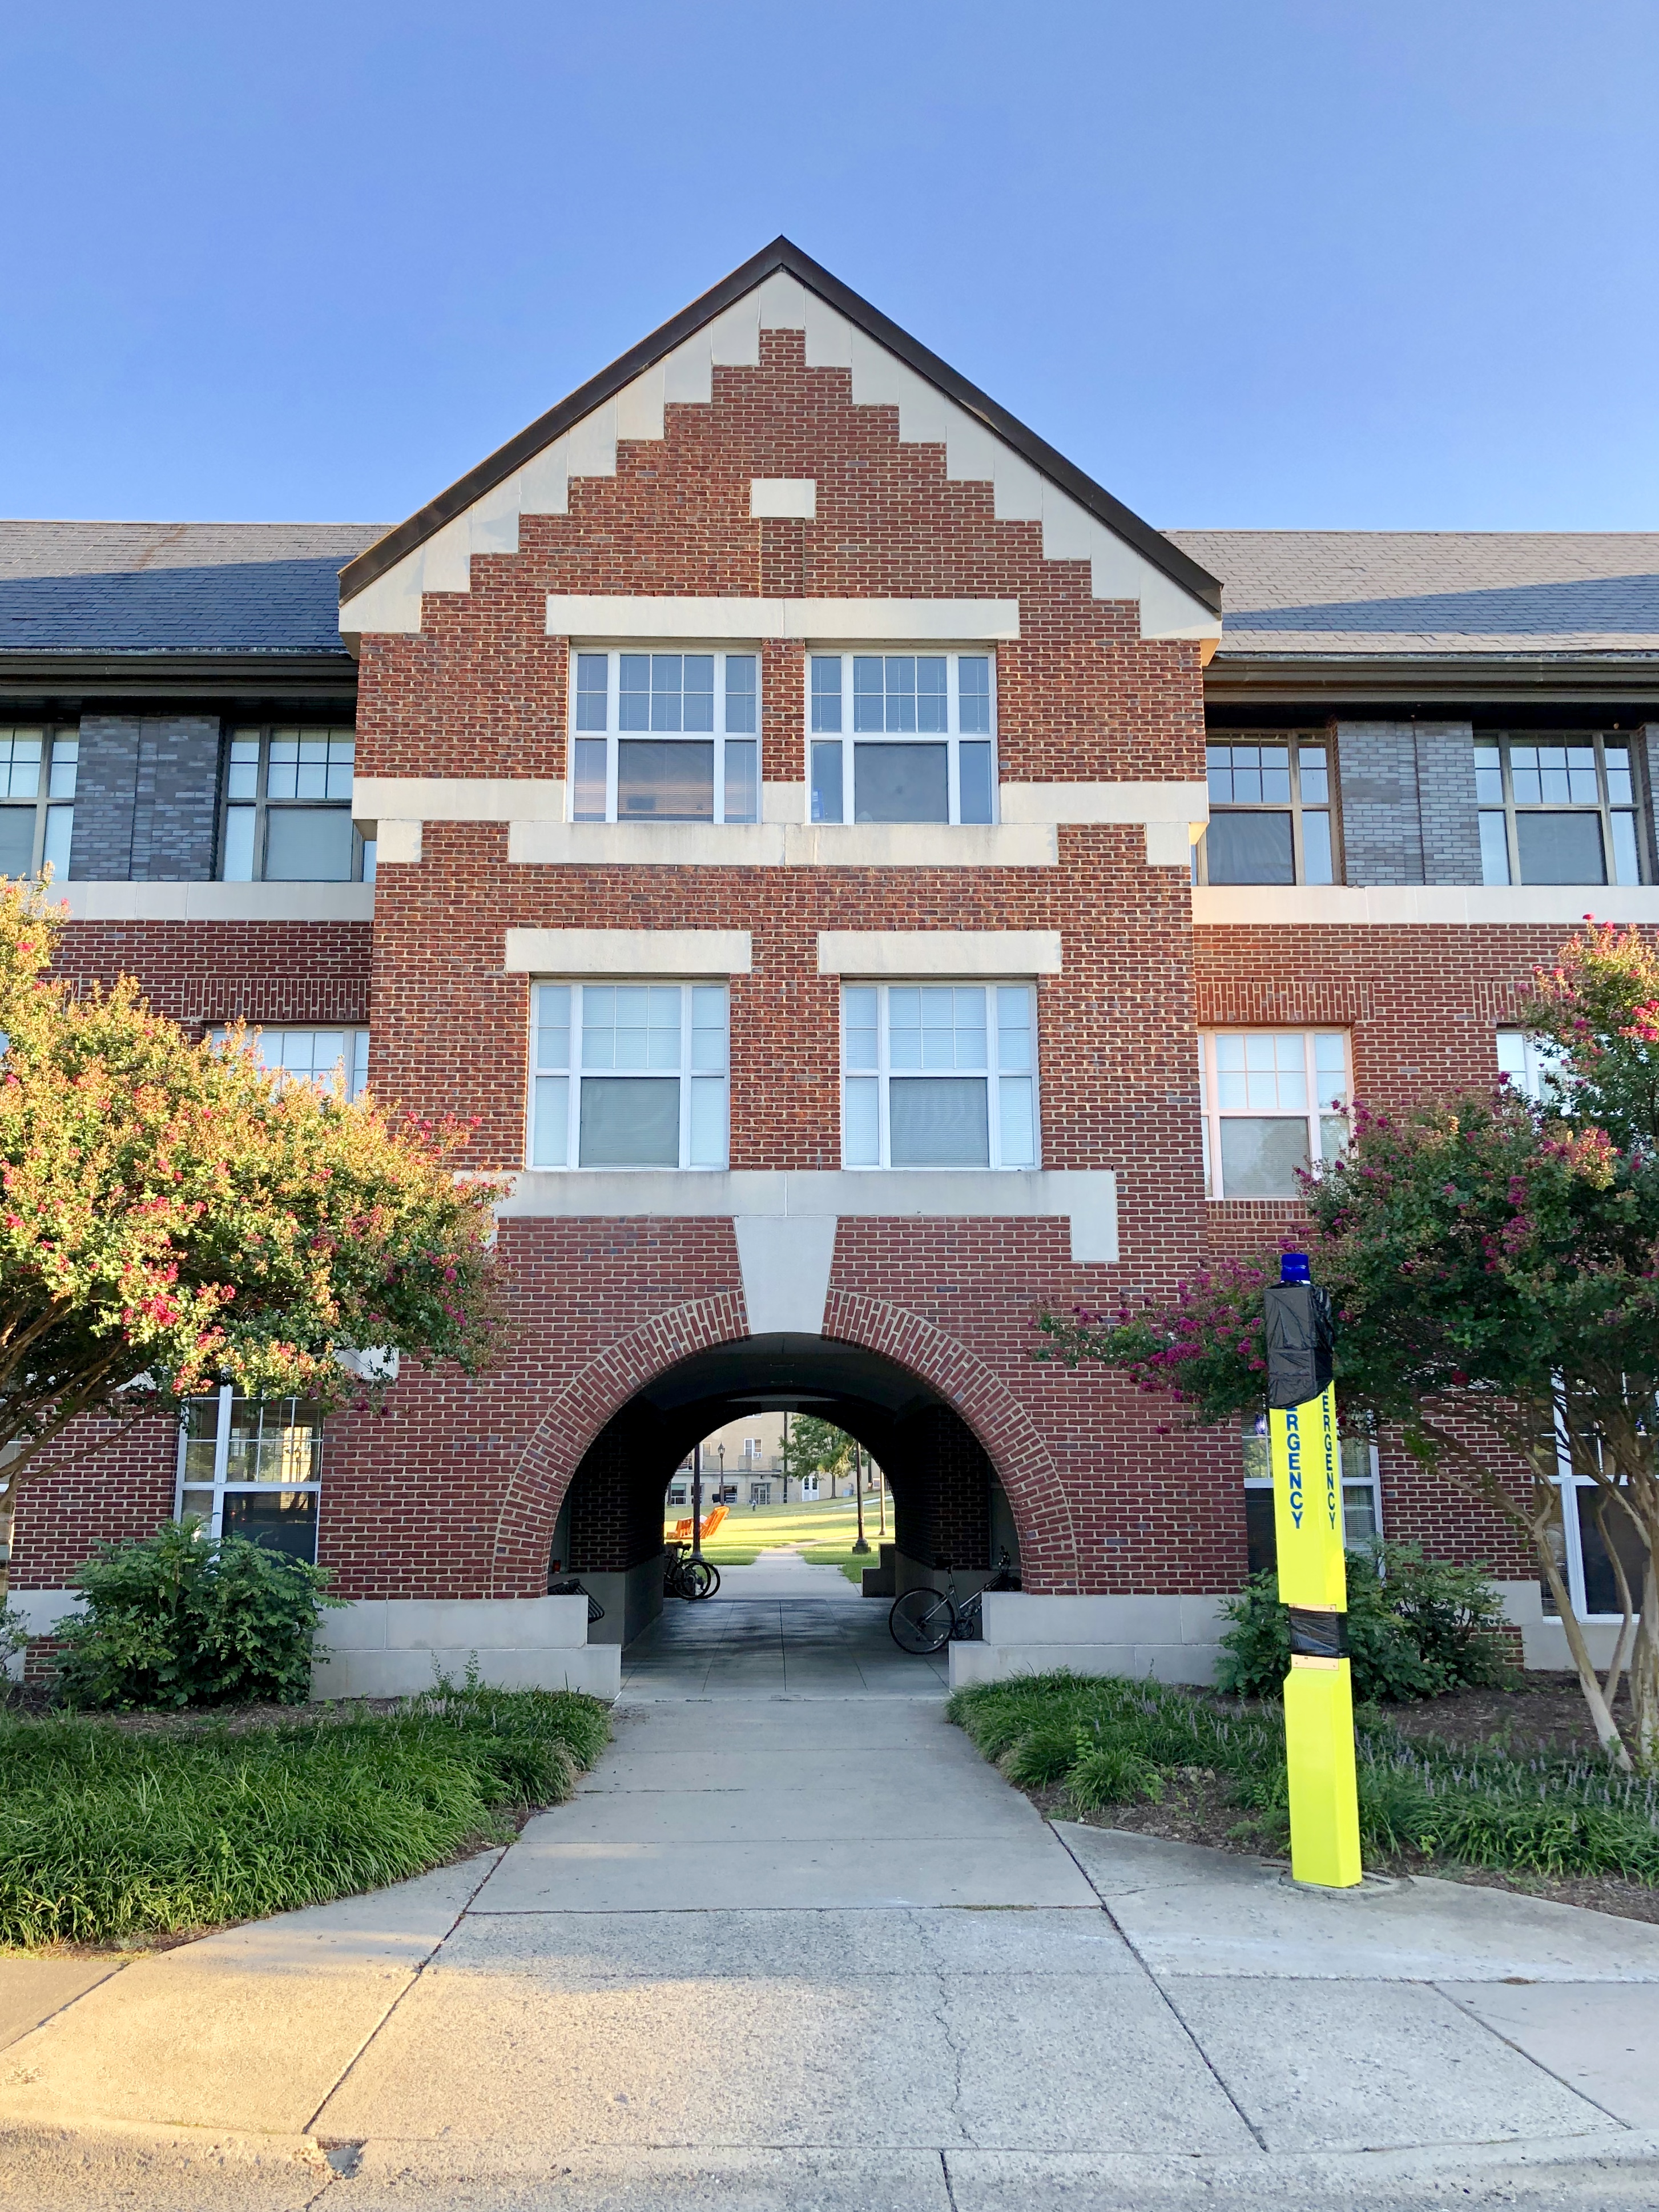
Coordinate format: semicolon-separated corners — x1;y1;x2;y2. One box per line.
547;1576;607;1624
663;1542;721;1600
888;1552;1020;1654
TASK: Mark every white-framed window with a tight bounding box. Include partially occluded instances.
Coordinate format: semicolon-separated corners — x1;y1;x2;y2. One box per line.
1199;1029;1350;1199
1544;1426;1646;1623
210;1026;370;1100
800;1474;820;1500
808;651;996;825
1496;1028;1573;1109
176;1389;323;1563
530;982;728;1169
842;982;1037;1169
1476;735;1644;887
222;727;372;883
569;650;759;824
0;726;76;880
1242;1417;1381;1578
743;1437;762;1461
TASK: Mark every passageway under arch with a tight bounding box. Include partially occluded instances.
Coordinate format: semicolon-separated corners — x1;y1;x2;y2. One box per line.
549;1333;1022;1646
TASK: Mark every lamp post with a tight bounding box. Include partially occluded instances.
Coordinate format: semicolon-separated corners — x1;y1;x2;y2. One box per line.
691;1441;703;1562
852;1439;869;1554
1266;1252;1362;1888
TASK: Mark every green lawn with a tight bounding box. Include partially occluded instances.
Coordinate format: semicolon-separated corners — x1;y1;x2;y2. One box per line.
669;1494;892;1579
0;1682;610;1949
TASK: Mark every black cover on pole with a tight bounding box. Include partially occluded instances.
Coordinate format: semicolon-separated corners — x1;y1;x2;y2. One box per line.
1265;1283;1336;1409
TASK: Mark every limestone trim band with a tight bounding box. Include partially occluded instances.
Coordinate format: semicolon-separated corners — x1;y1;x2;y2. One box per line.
816;930;1063;976
750;478;816;518
508;821;1058;868
496;1164;1118;1268
545;595;1021;641
1194;884;1659;926
504;928;752;975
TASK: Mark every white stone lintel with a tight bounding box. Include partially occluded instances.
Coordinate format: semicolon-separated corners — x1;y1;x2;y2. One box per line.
504;928;753;976
817;930;1062;976
545;596;1021;641
750;478;817;518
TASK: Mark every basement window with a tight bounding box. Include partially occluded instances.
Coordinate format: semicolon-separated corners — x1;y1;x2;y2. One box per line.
530;981;728;1169
1242;1417;1382;1576
569;651;759;823
176;1389;323;1563
808;653;996;825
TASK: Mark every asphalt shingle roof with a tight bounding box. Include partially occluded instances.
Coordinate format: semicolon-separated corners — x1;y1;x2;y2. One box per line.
1167;530;1659;658
0;521;385;656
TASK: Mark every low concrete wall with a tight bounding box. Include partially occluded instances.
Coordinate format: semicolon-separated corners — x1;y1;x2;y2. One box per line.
4;1588;85;1681
312;1596;621;1700
948;1591;1230;1691
570;1554;666;1647
1494;1579;1631;1672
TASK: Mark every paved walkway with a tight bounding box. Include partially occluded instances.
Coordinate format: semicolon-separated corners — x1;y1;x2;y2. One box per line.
5;1572;1659;2207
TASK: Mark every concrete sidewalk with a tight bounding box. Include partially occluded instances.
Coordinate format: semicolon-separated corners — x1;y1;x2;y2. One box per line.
4;1592;1659;2208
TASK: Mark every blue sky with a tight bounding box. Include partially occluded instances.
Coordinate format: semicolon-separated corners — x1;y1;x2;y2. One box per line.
2;0;1653;532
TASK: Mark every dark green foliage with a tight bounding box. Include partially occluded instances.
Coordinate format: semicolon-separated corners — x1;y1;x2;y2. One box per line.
53;1520;341;1710
0;1680;610;1947
1216;1544;1512;1704
949;1670;1659;1884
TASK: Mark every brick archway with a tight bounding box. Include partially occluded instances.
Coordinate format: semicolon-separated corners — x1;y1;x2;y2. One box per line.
487;1293;1077;1597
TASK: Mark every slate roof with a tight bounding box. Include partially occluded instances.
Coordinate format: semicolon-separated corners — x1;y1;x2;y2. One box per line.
0;521;384;657
1168;530;1659;659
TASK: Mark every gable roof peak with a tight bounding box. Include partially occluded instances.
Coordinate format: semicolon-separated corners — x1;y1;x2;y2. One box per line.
338;241;1220;621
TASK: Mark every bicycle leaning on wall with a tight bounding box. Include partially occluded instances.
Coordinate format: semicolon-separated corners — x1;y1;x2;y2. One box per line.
887;1552;1019;1655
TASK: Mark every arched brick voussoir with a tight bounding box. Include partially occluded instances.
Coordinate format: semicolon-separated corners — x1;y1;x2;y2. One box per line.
820;1290;1080;1595
487;1292;746;1597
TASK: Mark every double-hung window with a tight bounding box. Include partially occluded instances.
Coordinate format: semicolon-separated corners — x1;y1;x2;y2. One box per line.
1242;1418;1382;1577
1496;1029;1572;1110
809;653;996;825
842;983;1037;1169
1475;735;1643;886
177;1389;324;1562
530;982;728;1169
570;651;758;823
1199;1030;1350;1198
222;727;370;883
1194;737;1336;885
210;1025;370;1100
0;726;76;880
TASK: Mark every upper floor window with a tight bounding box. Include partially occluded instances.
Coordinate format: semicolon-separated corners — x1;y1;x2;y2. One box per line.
1194;738;1335;886
570;651;758;824
0;726;76;881
210;1025;370;1100
1476;736;1642;886
1199;1029;1350;1198
530;981;728;1169
809;653;996;825
841;982;1037;1169
222;728;371;883
177;1388;323;1563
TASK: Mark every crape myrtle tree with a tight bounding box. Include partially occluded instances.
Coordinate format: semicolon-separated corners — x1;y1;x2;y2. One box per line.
1036;923;1659;1773
0;881;502;1607
780;1414;855;1498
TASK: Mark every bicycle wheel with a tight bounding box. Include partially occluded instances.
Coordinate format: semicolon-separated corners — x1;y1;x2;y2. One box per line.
680;1557;720;1600
889;1587;956;1655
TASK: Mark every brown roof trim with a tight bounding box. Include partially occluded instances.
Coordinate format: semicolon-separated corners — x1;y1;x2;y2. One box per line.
337;237;1222;618
0;652;358;709
1204;650;1659;711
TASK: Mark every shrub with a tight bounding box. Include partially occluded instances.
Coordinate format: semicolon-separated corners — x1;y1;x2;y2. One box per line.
0;1684;611;1946
1215;1542;1511;1704
53;1520;341;1710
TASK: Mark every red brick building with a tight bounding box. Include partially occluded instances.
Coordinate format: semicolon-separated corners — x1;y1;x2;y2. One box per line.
6;240;1656;1691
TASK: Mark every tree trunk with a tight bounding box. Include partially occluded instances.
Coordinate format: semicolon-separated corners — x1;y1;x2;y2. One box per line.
1533;1525;1632;1769
1630;1584;1659;1771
